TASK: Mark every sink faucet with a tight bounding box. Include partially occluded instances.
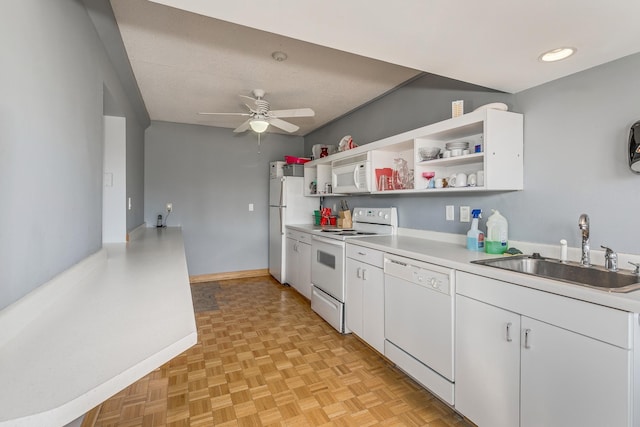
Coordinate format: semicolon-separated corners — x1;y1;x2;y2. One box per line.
578;214;590;266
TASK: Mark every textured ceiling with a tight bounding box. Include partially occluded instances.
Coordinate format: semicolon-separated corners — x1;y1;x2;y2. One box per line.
112;0;640;137
110;0;421;136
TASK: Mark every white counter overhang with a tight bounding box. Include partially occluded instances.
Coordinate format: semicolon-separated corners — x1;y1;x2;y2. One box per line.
0;227;197;426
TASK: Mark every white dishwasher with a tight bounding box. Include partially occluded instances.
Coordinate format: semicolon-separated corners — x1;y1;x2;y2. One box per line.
384;253;456;405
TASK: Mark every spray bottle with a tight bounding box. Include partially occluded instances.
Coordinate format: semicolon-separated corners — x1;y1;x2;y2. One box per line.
466;209;485;251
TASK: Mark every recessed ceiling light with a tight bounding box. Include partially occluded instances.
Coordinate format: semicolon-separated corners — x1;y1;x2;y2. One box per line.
271;51;288;62
539;47;577;62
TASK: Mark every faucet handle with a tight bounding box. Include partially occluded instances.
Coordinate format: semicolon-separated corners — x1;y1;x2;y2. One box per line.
629;262;640;276
601;245;618;272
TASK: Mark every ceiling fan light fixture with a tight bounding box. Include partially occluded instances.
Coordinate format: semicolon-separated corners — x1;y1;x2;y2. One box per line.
539;47;576;62
249;118;269;133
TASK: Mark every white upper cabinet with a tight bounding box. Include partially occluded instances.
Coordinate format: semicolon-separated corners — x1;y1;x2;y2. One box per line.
304;108;523;195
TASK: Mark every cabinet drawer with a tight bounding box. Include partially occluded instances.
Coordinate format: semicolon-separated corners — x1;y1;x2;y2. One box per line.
346;244;384;267
297;232;312;244
457;271;633;349
285;229;312;243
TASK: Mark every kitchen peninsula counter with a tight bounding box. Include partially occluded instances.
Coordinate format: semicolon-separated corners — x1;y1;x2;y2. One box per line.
348;233;640;314
0;227;197;426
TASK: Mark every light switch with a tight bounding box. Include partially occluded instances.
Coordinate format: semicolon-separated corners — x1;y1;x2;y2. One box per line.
128;197;132;210
446;205;455;221
460;206;470;222
249;203;254;212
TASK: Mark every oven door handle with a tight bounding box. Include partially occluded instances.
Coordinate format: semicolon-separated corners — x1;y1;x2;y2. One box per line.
311;235;345;247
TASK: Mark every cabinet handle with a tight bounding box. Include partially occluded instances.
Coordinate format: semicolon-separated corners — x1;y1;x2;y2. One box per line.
358;251;367;256
524;328;532;349
506;322;513;342
356;267;361;279
362;268;368;281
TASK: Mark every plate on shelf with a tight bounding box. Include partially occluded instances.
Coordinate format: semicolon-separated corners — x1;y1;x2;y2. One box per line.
445;141;469;149
474;102;508;112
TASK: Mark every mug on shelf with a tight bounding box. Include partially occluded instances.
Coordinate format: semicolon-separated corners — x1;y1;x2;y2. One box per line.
456;172;467;187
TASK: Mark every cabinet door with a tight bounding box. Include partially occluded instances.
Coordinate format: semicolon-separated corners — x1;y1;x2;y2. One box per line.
285;238;297;287
345;259;364;337
520;317;632;427
362;265;384;354
297;242;312;300
455;295;520;427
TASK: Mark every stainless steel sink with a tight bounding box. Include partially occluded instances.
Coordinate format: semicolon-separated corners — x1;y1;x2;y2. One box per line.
472;255;640;293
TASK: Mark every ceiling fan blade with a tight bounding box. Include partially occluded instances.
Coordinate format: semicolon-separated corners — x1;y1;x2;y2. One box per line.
269;118;299;133
268;108;315;118
239;95;257;102
198;112;251;116
233;119;251;133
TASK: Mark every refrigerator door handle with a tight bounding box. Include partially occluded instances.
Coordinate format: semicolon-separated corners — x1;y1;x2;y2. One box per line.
279;206;284;235
279;178;285;207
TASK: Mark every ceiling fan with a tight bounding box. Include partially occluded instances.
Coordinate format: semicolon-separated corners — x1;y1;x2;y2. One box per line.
198;89;315;134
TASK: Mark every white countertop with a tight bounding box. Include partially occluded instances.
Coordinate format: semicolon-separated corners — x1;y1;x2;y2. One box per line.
0;227;197;426
347;234;640;313
286;224;323;233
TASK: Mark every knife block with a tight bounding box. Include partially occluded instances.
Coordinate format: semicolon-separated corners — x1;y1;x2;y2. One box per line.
338;210;352;229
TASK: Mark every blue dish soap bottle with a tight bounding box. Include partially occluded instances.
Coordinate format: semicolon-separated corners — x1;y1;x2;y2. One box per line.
466;209;485;251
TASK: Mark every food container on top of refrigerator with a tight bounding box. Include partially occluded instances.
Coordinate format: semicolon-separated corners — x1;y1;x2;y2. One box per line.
270;161;285;178
283;164;305;177
284;155;311;164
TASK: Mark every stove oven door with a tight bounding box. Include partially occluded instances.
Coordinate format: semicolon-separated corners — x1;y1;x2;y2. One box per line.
311;235;345;302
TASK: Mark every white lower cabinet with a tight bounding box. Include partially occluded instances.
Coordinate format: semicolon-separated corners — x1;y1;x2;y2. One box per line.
285;231;312;299
519;316;631;427
455;272;635;427
345;245;384;353
455;295;520;427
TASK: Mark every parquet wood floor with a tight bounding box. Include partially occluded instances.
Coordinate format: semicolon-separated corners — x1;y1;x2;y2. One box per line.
91;276;472;426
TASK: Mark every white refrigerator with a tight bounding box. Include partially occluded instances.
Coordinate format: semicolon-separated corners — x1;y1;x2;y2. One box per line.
269;176;318;283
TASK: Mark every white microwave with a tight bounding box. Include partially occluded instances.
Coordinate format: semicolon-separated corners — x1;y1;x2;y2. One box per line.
331;153;372;193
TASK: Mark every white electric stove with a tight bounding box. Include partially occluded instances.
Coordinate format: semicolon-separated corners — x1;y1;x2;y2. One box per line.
310;207;398;333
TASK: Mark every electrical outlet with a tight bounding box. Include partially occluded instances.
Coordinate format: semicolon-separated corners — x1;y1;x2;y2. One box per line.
460;206;470;222
446;205;455;221
166;202;172;212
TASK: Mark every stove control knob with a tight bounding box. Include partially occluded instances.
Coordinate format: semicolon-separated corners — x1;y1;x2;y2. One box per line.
429;277;438;288
358;210;363;216
384;214;389;219
378;211;383;217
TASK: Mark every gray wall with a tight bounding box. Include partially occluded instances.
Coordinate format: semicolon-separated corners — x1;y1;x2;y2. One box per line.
0;0;147;309
307;54;640;255
145;121;305;276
